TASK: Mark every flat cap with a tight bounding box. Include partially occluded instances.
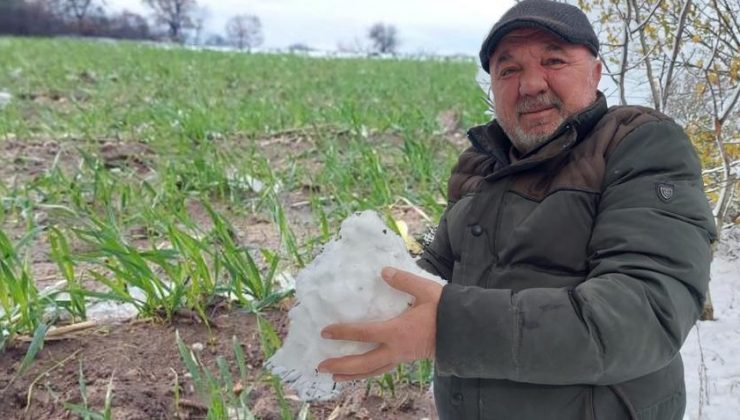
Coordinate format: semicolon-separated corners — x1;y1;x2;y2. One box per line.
479;0;599;73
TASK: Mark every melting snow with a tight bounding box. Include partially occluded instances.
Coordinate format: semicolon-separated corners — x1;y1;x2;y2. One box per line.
0;91;12;108
82;286;147;323
267;210;443;400
682;226;740;419
225;168;281;194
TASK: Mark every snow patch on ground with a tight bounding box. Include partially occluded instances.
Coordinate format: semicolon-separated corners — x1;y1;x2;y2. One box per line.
82;286;147;323
0;91;12;108
682;227;740;419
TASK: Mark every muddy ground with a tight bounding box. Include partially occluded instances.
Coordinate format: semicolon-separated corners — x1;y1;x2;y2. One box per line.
0;308;437;419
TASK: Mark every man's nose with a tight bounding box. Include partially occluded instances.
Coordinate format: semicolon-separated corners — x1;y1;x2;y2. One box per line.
518;68;548;97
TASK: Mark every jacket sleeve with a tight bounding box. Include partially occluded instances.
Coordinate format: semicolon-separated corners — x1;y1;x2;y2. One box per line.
434;120;717;385
417;204;455;281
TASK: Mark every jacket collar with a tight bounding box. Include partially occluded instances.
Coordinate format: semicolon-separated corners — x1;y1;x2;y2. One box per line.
466;90;608;167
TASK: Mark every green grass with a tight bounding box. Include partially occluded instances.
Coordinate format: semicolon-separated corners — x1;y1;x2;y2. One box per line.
0;36;487;407
175;331;259;419
64;361;115;420
0;37;483;138
0;228;43;350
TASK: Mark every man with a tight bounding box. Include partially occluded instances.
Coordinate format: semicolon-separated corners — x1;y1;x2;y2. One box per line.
317;1;716;418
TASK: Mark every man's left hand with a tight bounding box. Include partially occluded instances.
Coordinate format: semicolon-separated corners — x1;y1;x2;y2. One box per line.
316;266;444;382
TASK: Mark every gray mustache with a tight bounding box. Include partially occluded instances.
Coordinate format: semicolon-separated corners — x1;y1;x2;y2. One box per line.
517;94;562;113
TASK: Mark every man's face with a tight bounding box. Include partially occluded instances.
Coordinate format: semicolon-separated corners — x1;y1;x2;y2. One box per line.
489;28;602;154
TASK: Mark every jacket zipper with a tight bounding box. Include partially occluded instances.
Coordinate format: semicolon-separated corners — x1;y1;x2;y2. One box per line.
490;176;516;260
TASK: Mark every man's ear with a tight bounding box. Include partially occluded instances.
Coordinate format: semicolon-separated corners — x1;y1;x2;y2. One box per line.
592;58;603;87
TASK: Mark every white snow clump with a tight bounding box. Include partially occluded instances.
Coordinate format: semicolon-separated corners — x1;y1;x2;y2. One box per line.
266;210;444;400
0;91;12;109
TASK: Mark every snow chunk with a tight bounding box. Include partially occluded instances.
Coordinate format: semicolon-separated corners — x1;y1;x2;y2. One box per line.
83;286;147;323
266;210;443;400
84;300;139;323
0;91;12;108
225;167;281;194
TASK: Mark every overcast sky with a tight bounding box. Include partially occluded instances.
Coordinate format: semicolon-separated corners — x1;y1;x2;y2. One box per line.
106;0;516;55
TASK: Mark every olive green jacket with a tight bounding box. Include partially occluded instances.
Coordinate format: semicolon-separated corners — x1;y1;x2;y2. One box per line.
418;93;716;420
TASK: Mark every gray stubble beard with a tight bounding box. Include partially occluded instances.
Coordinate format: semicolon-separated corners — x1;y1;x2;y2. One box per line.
497;92;565;155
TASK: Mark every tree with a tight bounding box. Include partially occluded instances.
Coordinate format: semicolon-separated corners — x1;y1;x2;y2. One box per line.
108;11;153;40
191;5;209;45
577;0;739;320
0;0;74;36
143;0;197;43
55;0;97;32
0;0;156;39
225;14;263;52
368;22;399;54
681;0;740;238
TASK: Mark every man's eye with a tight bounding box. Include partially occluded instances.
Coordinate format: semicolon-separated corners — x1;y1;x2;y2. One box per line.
544;58;566;66
499;68;517;77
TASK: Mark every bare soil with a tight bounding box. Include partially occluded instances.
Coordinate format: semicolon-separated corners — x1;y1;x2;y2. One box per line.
0;308;436;419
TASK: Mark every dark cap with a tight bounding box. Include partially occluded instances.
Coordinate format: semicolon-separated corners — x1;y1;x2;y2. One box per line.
479;0;599;73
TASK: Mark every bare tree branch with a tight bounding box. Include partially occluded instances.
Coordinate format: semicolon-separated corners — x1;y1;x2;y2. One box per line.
143;0;197;43
630;0;661;109
661;0;693;110
719;86;740;124
629;0;663;35
225;14;263;52
618;0;633;105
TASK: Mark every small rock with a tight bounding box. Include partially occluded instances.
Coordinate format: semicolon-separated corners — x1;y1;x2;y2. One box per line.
191;342;204;352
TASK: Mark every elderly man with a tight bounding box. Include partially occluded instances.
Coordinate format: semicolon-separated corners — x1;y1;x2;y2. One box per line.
317;1;716;418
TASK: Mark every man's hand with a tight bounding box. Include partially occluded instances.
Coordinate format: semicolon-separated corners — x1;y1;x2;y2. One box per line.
316;266;444;382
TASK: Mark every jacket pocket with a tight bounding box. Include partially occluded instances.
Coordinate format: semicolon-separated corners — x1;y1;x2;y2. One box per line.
477;381;590;420
635;392;685;420
592;385;631;420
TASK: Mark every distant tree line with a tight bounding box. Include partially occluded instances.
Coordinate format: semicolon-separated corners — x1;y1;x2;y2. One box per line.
1;0;402;55
0;0;265;49
0;0;155;40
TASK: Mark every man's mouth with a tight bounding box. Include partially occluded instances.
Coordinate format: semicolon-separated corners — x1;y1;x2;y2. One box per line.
520;105;556;116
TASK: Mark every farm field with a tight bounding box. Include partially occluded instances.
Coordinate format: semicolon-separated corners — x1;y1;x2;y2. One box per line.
2;37;738;420
0;37;484;418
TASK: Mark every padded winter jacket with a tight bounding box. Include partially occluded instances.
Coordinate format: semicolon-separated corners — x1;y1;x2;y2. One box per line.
418;92;717;420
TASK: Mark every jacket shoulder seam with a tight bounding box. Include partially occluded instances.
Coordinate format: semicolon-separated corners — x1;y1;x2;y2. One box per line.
603;118;677;161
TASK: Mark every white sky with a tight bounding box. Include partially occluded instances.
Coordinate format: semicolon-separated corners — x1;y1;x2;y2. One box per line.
105;0;516;55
